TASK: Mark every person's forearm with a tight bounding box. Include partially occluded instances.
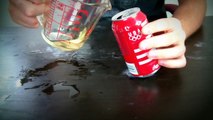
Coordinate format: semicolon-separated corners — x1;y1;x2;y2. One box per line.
173;0;206;38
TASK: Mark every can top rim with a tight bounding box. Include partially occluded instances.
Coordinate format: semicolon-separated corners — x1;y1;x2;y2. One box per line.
111;7;140;21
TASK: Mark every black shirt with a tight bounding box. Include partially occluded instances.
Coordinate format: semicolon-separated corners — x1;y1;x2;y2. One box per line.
113;0;167;21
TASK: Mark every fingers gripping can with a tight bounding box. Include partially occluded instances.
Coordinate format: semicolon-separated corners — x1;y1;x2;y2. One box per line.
111;7;160;78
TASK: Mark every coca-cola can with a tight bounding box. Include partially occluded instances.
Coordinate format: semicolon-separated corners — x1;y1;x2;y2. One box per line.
111;7;160;78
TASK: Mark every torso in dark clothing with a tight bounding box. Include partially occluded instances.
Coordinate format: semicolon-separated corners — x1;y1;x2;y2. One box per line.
112;0;167;21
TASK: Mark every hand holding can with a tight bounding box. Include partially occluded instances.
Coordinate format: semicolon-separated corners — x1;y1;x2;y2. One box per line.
111;7;160;78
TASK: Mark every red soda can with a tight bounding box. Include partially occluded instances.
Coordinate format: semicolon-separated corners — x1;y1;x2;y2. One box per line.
111;7;160;78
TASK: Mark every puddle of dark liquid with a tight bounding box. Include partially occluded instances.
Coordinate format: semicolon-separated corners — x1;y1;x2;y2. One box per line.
42;82;80;98
19;58;114;97
42;84;54;95
20;59;86;86
20;60;65;85
19;58;112;86
19;59;87;97
24;83;50;90
24;81;80;98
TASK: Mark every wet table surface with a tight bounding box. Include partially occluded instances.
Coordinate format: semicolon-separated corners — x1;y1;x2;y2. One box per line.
0;16;213;120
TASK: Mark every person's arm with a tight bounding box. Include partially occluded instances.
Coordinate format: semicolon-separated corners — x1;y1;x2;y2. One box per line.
174;0;207;38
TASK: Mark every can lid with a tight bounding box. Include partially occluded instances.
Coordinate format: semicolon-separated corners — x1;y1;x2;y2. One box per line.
111;7;140;21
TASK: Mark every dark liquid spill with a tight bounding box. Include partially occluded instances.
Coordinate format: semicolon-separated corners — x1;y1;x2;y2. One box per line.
24;83;50;90
19;59;86;97
41;82;80;98
19;58;114;97
20;59;85;85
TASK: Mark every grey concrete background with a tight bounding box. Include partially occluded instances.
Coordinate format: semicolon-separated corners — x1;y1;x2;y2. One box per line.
0;0;212;27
